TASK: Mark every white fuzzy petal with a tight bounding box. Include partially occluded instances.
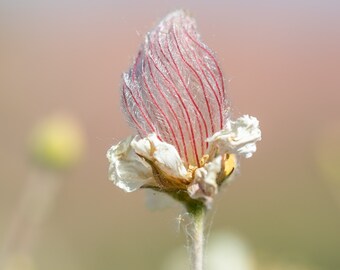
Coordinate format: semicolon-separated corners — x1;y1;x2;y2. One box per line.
207;115;261;158
130;136;152;159
107;136;155;192
131;133;188;179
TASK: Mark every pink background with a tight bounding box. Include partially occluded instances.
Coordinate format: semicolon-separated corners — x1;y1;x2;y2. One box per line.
1;1;340;269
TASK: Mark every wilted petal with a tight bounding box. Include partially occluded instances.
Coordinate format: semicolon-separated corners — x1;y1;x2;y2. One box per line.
207;115;261;158
144;189;177;210
121;10;229;166
131;133;188;179
106;136;155;192
188;156;222;206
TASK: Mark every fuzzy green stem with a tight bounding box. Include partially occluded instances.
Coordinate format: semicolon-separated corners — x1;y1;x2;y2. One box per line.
161;190;207;270
187;203;206;270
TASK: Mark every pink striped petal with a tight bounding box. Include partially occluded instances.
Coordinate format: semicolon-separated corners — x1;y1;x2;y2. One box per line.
121;10;230;166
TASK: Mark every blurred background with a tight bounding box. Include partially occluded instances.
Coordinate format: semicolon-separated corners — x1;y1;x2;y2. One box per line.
1;0;340;269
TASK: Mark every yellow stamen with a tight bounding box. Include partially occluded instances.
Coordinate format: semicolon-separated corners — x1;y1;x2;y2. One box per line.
199;154;209;167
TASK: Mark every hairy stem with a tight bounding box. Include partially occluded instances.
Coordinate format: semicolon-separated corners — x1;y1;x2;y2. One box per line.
187;203;206;270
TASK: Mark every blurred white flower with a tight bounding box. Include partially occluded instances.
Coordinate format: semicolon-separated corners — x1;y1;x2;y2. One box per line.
161;231;255;270
207;232;255;270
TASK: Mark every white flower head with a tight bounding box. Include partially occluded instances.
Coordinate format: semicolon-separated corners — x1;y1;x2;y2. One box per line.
107;10;262;208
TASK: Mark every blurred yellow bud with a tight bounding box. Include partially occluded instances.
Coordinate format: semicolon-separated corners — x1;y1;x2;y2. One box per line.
29;113;85;171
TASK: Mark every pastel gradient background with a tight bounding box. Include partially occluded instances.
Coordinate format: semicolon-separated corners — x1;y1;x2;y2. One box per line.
1;1;340;269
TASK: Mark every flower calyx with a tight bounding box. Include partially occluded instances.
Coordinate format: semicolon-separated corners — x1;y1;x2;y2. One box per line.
107;129;245;209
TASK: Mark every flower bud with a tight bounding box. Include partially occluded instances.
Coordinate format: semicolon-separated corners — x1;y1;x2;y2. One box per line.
108;10;262;208
121;10;229;166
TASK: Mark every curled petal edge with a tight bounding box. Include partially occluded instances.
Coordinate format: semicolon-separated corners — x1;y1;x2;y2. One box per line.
131;133;188;179
207;115;261;158
107;134;189;193
106;136;155;192
187;156;222;208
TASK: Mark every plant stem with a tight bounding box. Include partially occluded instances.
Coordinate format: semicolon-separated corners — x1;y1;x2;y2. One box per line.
0;170;61;268
187;203;206;270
